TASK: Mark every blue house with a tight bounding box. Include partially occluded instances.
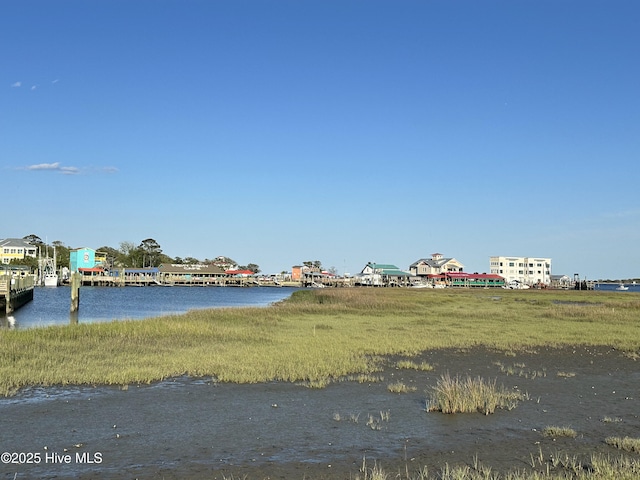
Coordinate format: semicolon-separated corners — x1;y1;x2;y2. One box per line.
69;248;97;272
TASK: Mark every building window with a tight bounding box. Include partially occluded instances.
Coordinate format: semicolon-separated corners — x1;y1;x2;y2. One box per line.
509;262;514;267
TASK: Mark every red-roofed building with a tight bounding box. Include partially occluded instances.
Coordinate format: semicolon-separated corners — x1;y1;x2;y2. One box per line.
428;272;505;288
225;269;255;277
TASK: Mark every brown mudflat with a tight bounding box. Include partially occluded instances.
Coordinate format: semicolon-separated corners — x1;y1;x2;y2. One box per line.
1;346;638;479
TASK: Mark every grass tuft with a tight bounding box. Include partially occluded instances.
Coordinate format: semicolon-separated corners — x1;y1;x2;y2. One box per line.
542;426;578;438
605;436;640;453
396;359;434;371
427;373;523;414
388;381;417;393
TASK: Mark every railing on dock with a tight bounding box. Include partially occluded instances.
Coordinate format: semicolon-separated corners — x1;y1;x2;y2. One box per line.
1;274;35;314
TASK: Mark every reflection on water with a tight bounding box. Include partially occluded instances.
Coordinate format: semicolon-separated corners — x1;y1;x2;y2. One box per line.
1;286;298;329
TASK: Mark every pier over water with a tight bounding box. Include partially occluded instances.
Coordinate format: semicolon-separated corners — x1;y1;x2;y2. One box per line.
0;273;35;315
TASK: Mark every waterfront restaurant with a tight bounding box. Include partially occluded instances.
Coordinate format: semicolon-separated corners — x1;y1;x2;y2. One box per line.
158;264;226;285
428;272;505;288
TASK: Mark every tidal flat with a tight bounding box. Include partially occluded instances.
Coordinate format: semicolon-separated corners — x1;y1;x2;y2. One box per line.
1;288;639;478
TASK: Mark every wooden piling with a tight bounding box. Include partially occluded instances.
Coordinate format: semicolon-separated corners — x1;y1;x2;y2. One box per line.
5;285;11;315
71;272;81;312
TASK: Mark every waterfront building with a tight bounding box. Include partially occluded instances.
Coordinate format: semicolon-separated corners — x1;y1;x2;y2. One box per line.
356;262;411;286
0;238;38;264
70;247;98;272
429;272;505;288
158;263;226;285
489;256;551;286
409;253;464;279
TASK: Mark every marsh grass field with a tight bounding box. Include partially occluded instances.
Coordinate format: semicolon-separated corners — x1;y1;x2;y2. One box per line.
2;288;640;396
1;288;640;479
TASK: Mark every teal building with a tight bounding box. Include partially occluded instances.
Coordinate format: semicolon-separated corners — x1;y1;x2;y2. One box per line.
70;248;96;272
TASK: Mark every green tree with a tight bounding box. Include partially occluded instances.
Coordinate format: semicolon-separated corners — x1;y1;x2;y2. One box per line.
10;256;38;272
119;241;141;267
157;253;174;265
138;238;163;267
246;263;260;274
51;240;70;269
23;234;43;246
303;260;322;271
97;246;122;269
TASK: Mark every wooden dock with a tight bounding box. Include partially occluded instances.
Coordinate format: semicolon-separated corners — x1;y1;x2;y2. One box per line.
0;274;35;315
79;276;303;288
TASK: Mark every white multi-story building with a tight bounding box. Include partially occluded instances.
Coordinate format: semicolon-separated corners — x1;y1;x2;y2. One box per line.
489;256;551;286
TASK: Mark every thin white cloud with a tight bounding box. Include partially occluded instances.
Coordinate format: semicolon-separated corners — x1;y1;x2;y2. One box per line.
11;81;21;87
31;85;37;91
28;162;61;171
22;162;116;176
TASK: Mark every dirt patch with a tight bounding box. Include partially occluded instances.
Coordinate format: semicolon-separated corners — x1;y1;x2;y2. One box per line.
1;346;638;479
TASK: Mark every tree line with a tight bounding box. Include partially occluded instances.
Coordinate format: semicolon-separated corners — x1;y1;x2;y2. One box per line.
13;234;260;273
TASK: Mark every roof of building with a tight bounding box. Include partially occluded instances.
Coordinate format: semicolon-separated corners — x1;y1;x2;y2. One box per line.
159;264;226;274
367;263;400;270
428;272;503;280
410;256;463;268
363;263;411;276
0;238;37;248
79;267;105;273
226;269;255;276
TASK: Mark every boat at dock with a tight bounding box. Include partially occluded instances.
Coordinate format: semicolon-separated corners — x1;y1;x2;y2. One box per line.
39;246;59;287
616;283;629;291
44;272;59;287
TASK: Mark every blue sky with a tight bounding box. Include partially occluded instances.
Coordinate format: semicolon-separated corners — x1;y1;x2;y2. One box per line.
2;1;639;279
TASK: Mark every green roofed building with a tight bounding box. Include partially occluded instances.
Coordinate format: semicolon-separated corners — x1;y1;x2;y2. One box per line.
356;262;411;286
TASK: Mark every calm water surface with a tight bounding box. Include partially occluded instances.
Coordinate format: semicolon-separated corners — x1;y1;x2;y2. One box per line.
2;286;299;329
593;282;640;292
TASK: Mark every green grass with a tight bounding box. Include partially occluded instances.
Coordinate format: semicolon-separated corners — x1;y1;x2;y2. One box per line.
1;288;639;396
426;373;523;414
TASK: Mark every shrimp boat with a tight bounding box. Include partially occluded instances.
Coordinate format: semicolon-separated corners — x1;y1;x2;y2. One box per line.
39;246;59;287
